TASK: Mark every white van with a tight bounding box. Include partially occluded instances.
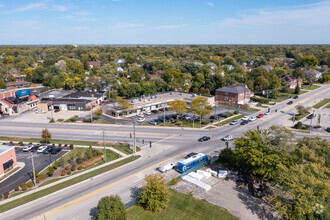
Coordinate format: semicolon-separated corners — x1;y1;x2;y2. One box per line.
158;162;174;173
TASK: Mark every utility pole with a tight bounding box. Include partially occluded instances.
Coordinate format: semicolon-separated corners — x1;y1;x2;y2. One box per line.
50;100;54;120
29;152;36;186
103;128;106;162
163;105;166;127
200;103;202;128
192;113;194;128
309;109;315;133
90;109;93;123
133;122;136;154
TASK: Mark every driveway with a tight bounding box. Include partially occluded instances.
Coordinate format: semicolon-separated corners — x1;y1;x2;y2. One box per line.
0;147;66;194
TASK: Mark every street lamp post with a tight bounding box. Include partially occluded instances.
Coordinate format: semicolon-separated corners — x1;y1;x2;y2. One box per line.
103;128;106;162
29;152;36;186
309;109;315;133
163;105;166;127
133;122;136;154
200;103;202;128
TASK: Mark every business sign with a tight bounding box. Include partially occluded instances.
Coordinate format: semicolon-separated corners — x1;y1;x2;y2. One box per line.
16;89;31;98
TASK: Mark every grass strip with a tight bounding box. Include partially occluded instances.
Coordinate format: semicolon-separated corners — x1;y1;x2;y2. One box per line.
248;108;260;112
312;98;330;109
127;189;237;220
0;156;140;213
325;104;330;108
215;115;245;127
0;136;98;146
305;85;320;90
108;143;141;154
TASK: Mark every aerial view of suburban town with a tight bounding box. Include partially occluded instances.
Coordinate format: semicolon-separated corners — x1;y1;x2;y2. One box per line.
0;0;329;220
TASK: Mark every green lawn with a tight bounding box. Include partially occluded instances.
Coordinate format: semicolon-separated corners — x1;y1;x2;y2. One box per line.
326;104;330;108
305;85;321;90
107;143;141;155
215;115;244;127
248;108;260;112
0;136;98;146
143;119;214;128
312;98;330;109
127;189;237;220
0;156;140;213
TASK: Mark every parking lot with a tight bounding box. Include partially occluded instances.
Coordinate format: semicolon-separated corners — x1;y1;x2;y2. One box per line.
0;147;66;194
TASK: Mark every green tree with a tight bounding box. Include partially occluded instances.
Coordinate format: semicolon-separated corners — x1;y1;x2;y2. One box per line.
292;68;304;79
41;128;52;144
0;80;6;89
168;100;187;118
294;85;300;94
301;55;318;67
95;195;126;220
94;108;103;119
190;96;212;119
117;97;132;111
296;105;310;116
139;174;170;212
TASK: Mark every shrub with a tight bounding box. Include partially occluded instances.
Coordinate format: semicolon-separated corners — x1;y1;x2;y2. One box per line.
302;126;309;130
48;166;54;176
15;186;19;191
78;165;83;170
65;115;79;122
29;142;33;145
234;110;239;114
18;141;24;146
59;157;64;168
49;118;55;123
76;156;84;164
65;165;70;170
3;192;9;199
0;194;2;199
294;121;303;129
64;144;68;147
95;195;126;220
314;125;321;129
67;171;71;175
58;144;62;147
201;120;210;125
71;164;76;171
57;118;64;122
83;118;92;123
54;160;59;169
170;178;181;185
70;144;74;150
61;170;66;176
27;181;33;188
20;183;27;191
10;141;13;145
251;96;270;104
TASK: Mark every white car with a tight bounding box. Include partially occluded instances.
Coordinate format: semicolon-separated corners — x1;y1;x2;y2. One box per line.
242;116;249;121
158;162;174;173
144;111;151;115
37;146;47;153
221;135;234;141
137;113;144;117
23;145;34;152
137;118;145;122
264;111;270;115
249;116;257;121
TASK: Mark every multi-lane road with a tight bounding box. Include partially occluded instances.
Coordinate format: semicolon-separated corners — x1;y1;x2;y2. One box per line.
0;84;329;220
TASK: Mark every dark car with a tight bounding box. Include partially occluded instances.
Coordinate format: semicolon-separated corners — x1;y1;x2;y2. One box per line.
51;147;62;154
148;120;158;125
43;146;55;154
210;115;219;120
326;127;330;133
151;110;158;114
30;145;39;152
198;136;210;142
54;109;60;113
157;117;165;122
240;120;248;125
218;113;228;118
293;96;299;99
184;152;197;159
307;113;316;119
287;100;293;105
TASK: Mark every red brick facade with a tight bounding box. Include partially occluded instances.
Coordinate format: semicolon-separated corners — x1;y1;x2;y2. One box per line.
215;84;253;105
0;146;17;176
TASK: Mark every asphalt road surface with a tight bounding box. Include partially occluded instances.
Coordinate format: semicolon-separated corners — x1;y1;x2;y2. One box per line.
0;84;329;220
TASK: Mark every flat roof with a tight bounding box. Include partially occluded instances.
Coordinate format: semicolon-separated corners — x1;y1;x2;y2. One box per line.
105;92;214;111
0;145;14;155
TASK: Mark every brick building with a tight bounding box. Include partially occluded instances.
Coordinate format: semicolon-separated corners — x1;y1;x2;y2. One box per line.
0;145;17;176
279;74;302;89
215;84;253;106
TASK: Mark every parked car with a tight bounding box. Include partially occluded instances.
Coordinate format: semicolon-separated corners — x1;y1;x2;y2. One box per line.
137;113;144;117
240;120;249;125
43;146;55;154
264;111;270;115
221;135;234;141
257;113;264;118
242;116;249;121
151;110;158;114
51;147;62;154
137;118;145;122
293;96;299;99
158;162;174;173
29;145;39;152
307;113;316;119
184;152;197;159
23;145;34;152
54;109;60;113
37;146;47;153
210;115;219;120
148;120;158;125
218;113;228;118
249;116;257;121
287;100;293;105
230;120;238;125
198;136;210;142
157;117;165;122
158;107;168;111
326;127;330;133
144;111;151;115
99;101;106;105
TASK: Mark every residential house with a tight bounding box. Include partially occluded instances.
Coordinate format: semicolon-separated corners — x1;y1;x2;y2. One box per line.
6;81;31;88
241;65;252;72
88;60;102;69
115;59;125;66
304;69;322;79
279;75;302;89
117;67;124;73
216;83;253;106
149;70;165;79
262;65;273;71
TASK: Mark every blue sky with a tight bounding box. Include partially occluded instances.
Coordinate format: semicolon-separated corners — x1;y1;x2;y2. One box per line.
0;0;329;44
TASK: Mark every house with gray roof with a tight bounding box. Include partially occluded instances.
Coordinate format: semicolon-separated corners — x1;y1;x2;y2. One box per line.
215;83;253;105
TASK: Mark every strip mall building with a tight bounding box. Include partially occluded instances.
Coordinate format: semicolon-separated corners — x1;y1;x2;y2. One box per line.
0;145;17;176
